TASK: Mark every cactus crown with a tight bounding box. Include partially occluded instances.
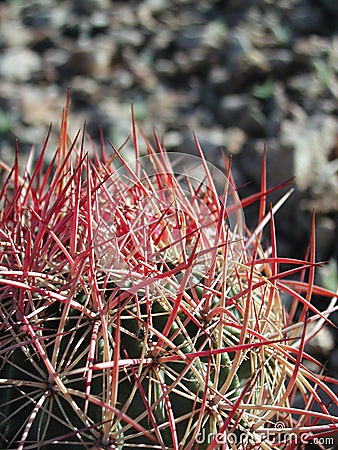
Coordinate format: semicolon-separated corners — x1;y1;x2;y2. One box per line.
0;98;337;449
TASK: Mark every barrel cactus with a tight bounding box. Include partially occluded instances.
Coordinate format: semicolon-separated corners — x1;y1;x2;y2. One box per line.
0;99;337;449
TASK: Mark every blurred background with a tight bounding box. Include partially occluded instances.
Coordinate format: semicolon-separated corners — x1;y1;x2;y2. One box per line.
0;0;337;373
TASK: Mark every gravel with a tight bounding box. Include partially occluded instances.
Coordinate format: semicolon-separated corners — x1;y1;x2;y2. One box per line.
0;0;337;370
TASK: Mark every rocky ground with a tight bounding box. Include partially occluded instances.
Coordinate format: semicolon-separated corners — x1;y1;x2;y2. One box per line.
0;0;337;373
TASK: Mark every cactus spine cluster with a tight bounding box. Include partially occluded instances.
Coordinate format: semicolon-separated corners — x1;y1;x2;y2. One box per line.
0;100;337;449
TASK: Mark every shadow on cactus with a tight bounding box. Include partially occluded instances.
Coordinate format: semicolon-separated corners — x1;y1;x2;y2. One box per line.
0;97;337;449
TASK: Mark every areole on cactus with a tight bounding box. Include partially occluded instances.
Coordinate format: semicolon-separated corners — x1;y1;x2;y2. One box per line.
0;95;337;449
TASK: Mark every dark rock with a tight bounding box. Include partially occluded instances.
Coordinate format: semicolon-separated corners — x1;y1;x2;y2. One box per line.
72;0;99;16
287;1;324;35
319;0;338;14
218;94;266;136
265;49;295;75
174;27;203;52
218;94;251;123
61;22;82;40
58;51;96;79
30;35;56;53
265;83;288;137
71;76;100;108
21;3;51;29
85;107;111;138
315;217;336;261
206;66;232;95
